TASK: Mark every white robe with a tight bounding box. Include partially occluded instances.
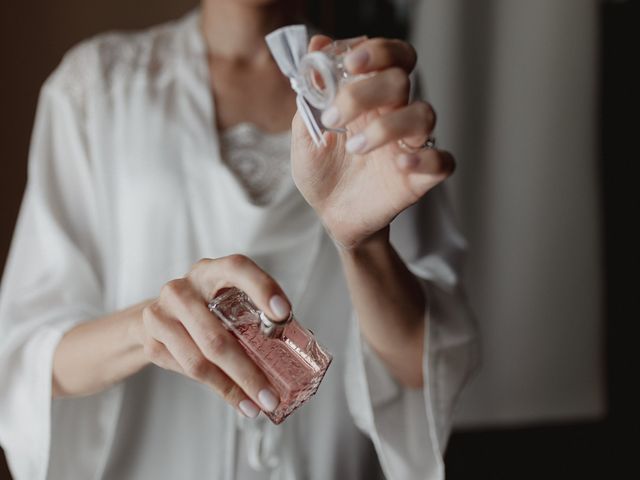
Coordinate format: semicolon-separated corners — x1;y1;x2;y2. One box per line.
0;10;478;480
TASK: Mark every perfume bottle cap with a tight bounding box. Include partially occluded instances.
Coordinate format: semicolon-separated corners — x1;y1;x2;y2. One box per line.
299;51;339;110
259;310;293;338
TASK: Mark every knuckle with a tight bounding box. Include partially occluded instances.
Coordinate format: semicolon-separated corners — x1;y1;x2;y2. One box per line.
160;278;187;302
241;373;266;396
204;333;230;358
184;354;210;380
369;119;393;143
415;101;432;125
387;68;409;102
339;83;364;113
253;269;276;293
370;37;392;62
219;381;242;405
368;37;385;48
141;302;155;320
412;102;434;135
224;253;251;271
143;340;164;362
142;302;161;329
189;258;212;276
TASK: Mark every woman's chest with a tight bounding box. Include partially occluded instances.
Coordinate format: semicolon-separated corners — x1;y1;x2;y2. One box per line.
87;80;333;309
208;60;297;132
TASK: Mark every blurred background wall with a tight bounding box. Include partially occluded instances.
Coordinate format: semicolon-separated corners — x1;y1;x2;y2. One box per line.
412;0;636;476
0;0;635;478
415;0;606;426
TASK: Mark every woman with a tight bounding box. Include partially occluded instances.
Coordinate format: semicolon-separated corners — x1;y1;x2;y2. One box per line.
0;0;477;478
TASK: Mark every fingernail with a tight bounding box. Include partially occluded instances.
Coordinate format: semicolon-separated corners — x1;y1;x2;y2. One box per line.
258;388;280;412
269;294;290;320
397;154;421;170
345;49;369;72
346;133;367;154
239;399;260;418
321;106;341;128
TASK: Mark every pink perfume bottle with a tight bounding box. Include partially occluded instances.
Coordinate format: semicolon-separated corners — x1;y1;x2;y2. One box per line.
208;287;332;424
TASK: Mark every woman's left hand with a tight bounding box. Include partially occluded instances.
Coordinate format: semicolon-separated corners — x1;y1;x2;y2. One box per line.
291;35;455;249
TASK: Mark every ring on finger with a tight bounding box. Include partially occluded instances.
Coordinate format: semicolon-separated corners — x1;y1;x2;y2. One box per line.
397;135;436;153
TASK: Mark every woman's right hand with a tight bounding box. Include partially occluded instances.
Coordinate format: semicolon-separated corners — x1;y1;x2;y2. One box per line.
130;254;292;419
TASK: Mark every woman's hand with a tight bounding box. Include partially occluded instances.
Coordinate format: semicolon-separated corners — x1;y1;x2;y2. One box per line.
129;255;292;419
291;36;455;249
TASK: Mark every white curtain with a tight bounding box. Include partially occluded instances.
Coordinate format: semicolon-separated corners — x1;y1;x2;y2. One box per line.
411;0;605;427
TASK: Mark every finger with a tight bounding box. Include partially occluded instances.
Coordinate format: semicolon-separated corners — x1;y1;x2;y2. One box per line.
156;279;281;413
188;255;292;322
396;149;455;176
144;301;219;381
309;34;333;53
141;336;183;373
343;38;417;75
395;149;456;201
309;34;367;54
321;67;410;129
345;101;436;155
143;300;264;418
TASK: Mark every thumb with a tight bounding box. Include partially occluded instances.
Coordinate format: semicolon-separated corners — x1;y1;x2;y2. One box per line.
309;34;333;53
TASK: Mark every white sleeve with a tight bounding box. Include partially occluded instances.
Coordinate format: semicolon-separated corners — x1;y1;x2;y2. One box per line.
0;58;105;480
344;186;480;480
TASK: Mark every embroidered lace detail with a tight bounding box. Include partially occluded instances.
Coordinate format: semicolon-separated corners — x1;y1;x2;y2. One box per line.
48;18;183;112
220;123;292;206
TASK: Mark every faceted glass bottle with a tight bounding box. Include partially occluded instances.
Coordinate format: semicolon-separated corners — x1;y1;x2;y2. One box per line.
208;287;332;424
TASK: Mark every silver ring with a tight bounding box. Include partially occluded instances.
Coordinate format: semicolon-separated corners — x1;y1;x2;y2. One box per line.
397;135;436;153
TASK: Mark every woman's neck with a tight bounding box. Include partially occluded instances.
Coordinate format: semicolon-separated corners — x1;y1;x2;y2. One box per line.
200;0;300;63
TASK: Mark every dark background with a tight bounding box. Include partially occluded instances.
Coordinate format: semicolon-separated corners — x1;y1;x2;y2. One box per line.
0;1;636;478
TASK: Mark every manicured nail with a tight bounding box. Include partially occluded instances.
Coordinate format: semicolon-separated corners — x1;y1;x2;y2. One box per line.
239;399;260;418
397;154;421;170
258;388;279;412
346;133;367;153
345;49;369;72
269;295;290;320
321;106;341;128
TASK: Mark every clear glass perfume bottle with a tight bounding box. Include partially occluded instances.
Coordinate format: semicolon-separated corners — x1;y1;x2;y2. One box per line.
208;287;332;424
298;38;365;111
